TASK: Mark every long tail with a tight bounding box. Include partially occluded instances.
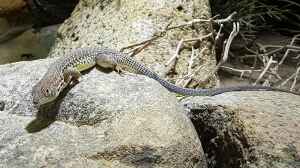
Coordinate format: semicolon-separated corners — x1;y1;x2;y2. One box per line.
113;51;300;96
150;79;299;96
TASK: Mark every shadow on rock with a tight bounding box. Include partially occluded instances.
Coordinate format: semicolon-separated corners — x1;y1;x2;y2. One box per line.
26;83;77;133
25;66;111;133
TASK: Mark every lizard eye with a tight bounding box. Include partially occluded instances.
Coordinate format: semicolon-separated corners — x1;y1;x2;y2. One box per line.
45;89;50;96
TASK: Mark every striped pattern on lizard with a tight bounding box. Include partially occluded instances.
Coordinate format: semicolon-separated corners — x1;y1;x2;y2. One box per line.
32;48;299;107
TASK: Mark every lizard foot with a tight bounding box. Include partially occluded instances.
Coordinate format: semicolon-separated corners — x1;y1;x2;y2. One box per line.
115;65;126;76
70;77;80;86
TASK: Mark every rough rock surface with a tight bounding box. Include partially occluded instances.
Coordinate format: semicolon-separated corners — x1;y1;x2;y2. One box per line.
50;0;218;89
182;92;300;168
0;58;207;168
0;0;26;15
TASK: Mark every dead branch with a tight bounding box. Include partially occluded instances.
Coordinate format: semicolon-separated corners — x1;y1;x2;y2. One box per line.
254;56;277;85
165;39;184;66
291;66;300;91
120;12;237;52
197;22;240;83
175;47;203;87
279;66;300;90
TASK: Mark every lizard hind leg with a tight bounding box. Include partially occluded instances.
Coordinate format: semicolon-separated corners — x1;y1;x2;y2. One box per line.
96;57;127;75
115;65;129;76
96;54;124;75
96;55;116;69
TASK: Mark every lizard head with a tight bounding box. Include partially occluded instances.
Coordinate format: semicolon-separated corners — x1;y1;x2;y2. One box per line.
32;73;65;108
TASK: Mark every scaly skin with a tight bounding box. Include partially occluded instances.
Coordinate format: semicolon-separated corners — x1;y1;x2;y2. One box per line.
32;48;299;107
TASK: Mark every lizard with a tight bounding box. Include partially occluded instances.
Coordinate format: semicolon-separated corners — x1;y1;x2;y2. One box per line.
32;48;300;107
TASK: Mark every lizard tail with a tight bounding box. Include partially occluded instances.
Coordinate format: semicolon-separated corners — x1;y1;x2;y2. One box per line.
115;52;300;96
152;76;288;96
154;74;300;96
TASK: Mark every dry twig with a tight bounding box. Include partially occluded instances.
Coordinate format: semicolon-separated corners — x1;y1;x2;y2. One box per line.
254;56;277;85
175;47;203;87
279;66;300;91
120;12;237;53
198;22;240;83
291;66;300;91
165;39;184;66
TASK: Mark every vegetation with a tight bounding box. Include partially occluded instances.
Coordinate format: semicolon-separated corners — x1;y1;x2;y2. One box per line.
210;0;300;34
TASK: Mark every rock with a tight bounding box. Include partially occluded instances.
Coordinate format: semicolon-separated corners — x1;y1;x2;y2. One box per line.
0;18;54;65
27;0;79;28
0;58;207;168
50;0;218;89
182;92;300;168
0;0;26;15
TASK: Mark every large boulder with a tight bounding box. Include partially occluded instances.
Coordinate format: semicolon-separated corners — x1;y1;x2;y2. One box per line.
182;92;300;168
0;0;26;15
0;58;207;168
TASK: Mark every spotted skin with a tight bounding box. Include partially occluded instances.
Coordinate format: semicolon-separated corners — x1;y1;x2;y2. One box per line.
32;48;300;107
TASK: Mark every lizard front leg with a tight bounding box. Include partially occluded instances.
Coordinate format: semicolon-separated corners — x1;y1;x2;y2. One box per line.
63;67;81;85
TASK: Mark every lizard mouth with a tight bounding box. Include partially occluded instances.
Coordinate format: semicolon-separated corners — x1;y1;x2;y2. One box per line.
32;96;40;107
32;95;57;108
32;99;42;108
